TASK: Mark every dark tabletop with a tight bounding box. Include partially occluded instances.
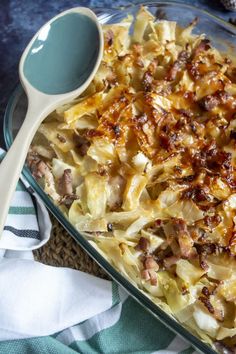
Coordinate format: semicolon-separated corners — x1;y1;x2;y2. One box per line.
0;0;235;147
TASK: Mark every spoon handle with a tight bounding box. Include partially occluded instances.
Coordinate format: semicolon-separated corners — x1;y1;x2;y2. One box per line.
0;102;50;236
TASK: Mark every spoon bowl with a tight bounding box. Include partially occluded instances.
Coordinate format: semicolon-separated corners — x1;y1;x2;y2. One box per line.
21;7;102;96
0;7;103;236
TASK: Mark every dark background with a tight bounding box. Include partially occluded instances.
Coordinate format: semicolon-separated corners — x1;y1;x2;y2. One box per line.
0;0;233;147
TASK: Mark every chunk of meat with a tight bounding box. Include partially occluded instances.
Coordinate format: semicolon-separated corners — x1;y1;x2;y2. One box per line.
181;185;210;203
198;296;214;314
199;90;231;111
194;39;211;57
135;237;150;251
166;51;190;81
27;150;60;202
159;131;177;151
172;218;195;259
199;95;219;111
143;256;159;270
104;29;114;47
60;194;78;207
142;60;158;91
74;135;90;157
142;71;153;91
204;215;222;230
58;169;73;196
35;161;50;179
149;270;158;286
192;144;233;184
195;243;216;270
27;151;50;179
196;243;217;255
141;269;158;285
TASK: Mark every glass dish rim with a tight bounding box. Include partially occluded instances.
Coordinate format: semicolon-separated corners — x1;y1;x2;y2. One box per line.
92;0;236;34
5;2;236;352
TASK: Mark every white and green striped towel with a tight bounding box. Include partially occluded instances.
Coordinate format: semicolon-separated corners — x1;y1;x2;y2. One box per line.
0;149;196;354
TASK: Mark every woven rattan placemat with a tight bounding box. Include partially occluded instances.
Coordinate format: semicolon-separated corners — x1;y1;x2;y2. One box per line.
34;214;109;280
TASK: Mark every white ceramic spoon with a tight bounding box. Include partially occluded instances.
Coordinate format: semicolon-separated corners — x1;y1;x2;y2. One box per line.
0;7;103;236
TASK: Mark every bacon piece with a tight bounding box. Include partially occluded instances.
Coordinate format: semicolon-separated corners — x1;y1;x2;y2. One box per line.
27;150;40;171
188;62;200;80
178;109;194;118
143;256;159;270
193;144;233;180
194;39;211;56
181;185;210;203
27;150;39;166
196;243;216;255
196;243;216;270
199;256;209;271
135;237;150;252
178;234;196;259
154;247;172;264
159;131;177;151
149;270;158;286
217;91;231;104
60;194;78;207
27;151;50;179
199;95;219;111
142;71;153;91
104;29;114;47
134;113;148;125
166;51;190;81
58;169;73;196
172;219;195;259
141;269;158;286
142;60;158;91
34;161;49;179
214;342;232;354
210;151;231;171
199;90;232;111
86;129;103;138
204;215;222;229
199;296;214;314
192;151;207;169
202;286;211;297
74;135;90;157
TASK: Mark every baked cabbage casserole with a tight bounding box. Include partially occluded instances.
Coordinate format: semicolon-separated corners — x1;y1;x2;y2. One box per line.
27;7;236;352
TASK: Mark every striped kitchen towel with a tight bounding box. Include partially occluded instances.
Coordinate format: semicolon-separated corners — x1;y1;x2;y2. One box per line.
0;149;196;354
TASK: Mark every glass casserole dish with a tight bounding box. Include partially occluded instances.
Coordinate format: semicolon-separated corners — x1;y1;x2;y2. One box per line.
4;2;236;353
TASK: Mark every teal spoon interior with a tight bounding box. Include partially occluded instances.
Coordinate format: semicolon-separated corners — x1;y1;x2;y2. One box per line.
23;12;100;94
